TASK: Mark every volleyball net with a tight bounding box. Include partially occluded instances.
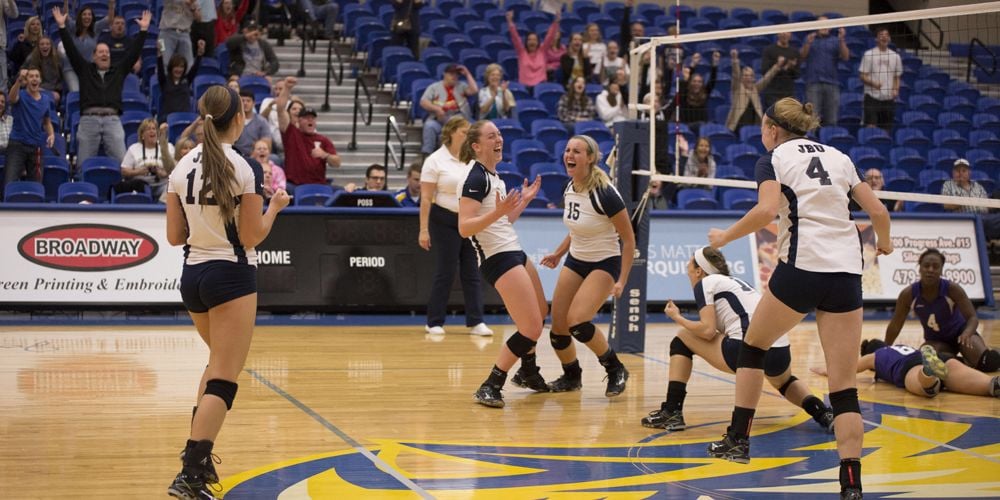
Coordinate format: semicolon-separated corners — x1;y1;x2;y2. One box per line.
624;1;1000;212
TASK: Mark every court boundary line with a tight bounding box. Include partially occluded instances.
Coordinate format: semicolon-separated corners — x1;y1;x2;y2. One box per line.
631;353;1000;465
245;368;435;499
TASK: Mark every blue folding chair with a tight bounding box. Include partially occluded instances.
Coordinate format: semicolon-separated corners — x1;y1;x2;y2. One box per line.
4;181;45;203
58;181;99;204
80;157;122;202
113;184;154;204
294;184;335;206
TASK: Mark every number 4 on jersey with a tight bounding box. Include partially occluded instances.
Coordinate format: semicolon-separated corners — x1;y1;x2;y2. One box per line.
806;157;832;185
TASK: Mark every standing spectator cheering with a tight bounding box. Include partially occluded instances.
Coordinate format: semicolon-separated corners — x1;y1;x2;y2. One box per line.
159;0;200;71
725;49;783;133
214;0;249;47
25;36;65;105
395;163;422;207
619;0;644;64
560;33;593;87
668;51;719;128
557;76;596;134
859;28;902;131
419;116;492;337
191;0;216;56
276;76;341;192
800;17;850;127
297;0;339;42
0;0;18;91
158;40;204;120
61;3;114;92
2;68;55;190
596;40;628;86
98;16;138;70
56;7;151;165
418;64;477;157
507;10;560;90
941;159;989;214
9;16;41;74
596;81;627;128
118;118;173;199
761;33;800;108
225;21;279;77
582;23;606;72
478;64;516;120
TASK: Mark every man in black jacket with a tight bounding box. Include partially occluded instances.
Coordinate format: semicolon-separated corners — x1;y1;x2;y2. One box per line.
54;7;151;165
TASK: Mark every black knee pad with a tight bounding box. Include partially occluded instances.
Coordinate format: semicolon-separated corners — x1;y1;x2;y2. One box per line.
979;349;1000;372
550;332;572;350
204;379;239;410
669;336;694;358
506;332;537;358
829;388;860;417
778;375;798;396
736;342;768;370
569;322;596;343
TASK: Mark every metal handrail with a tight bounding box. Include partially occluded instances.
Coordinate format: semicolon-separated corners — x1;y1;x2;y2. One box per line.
914;18;943;56
321;38;345;111
348;77;373;151
384;115;407;171
966;38;998;83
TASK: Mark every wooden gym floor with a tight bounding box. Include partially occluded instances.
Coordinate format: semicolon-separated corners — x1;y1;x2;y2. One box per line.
0;319;997;499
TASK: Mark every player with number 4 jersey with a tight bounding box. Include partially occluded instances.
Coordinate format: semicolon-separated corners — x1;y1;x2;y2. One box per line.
883;248;1000;373
540;135;635;397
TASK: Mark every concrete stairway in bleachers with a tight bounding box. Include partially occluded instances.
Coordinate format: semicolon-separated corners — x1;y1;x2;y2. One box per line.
268;35;423;188
920;48;1000;99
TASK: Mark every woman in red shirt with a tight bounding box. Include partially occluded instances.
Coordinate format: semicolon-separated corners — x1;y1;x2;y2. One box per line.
215;0;249;45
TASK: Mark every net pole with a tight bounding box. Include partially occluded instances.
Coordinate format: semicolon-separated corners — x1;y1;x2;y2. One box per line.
673;0;682;177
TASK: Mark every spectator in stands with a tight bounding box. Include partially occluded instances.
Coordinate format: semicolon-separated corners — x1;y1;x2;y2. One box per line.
942;159;990;214
668;51;720;130
225;21;279;78
507;10;560;90
55;7;152;165
251;139;285;199
801;17;849;127
543;25;565;83
583;23;606;71
478;64;516;120
0;0;18;91
596;40;628;86
0;92;10;154
158;40;204;121
761;32;800;108
3;68;55;191
558;76;596;134
596;81;627;128
276;76;341;192
297;0;338;41
420;115;491;337
215;0;249;47
725;49;783;133
259;80;292;156
848;167;902;212
99;15;138;71
345;163;389;192
395;162;421;207
160;0;200;71
859;28;902;132
620;0;644;63
390;0;423;58
191;0;216;57
234;88;271;154
684;137;715;181
118;118;173;199
25;37;65;105
59;2;114;93
560;33;594;87
9;16;41;75
419;64;477;157
226;74;240;92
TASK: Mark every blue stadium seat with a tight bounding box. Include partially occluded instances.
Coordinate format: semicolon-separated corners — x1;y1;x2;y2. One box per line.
80;157;122;201
895;128;931;156
531;119;570;154
458;48;491;74
722;189;757;210
849;146;885;171
932;129;968;151
512;140;553;176
889;147;926;179
914;80;945;101
294;184;335;206
442;33;475;60
938;112;972;137
918;170;949;193
193;74;226;100
378;46;417;86
494;119;526;159
818;126;855;152
113;184;154;204
498;171;524;191
966;149;1000;177
121;110;153;140
908;94;942;118
971;170;996;193
516;99;549;131
574;120;613;143
527;192;551;209
970;130;1000;150
699;6;728;25
677;188;717;210
496;162;518;174
942;95;976;120
4;181;45;203
539;172;570;206
42;160;71;202
715;164;749;181
927;148;959;172
408;78;435;123
480;35;513;61
534;82;565;115
395;62;432;105
167;112;199;143
58;181;99;204
906;201;944;213
857;127;893;158
729;7;758;25
900;111;936;139
973;113;1000;138
977;96;1000;115
882;167;916;193
574;0;601;20
497;50;519;83
739;125;764;152
725;144;758;172
700;123;737;152
529;162;563;178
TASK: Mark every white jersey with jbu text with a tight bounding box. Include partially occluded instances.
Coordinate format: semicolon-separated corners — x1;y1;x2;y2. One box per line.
167;143;262;266
562;181;626;262
694;274;790;347
461;161;522;263
756;137;864;275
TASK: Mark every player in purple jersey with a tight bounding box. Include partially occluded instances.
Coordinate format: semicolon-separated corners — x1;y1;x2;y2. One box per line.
884;248;1000;373
813;339;1000;399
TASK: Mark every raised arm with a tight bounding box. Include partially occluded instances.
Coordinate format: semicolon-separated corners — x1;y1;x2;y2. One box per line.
276;77;295;133
121;10;152;71
54;7;88;73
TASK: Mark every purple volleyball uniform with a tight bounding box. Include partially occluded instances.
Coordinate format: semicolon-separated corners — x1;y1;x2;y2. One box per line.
911;280;966;343
873;345;921;388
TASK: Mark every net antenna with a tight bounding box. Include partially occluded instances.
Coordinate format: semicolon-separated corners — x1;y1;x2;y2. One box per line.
625;1;1000;211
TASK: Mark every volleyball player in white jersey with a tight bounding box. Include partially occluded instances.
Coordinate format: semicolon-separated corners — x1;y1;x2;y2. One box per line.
706;97;891;500
458;120;549;407
539;135;634;396
641;246;834;432
165;85;289;499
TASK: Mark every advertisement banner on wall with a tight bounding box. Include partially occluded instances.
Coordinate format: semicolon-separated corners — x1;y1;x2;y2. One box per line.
0;210;184;303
